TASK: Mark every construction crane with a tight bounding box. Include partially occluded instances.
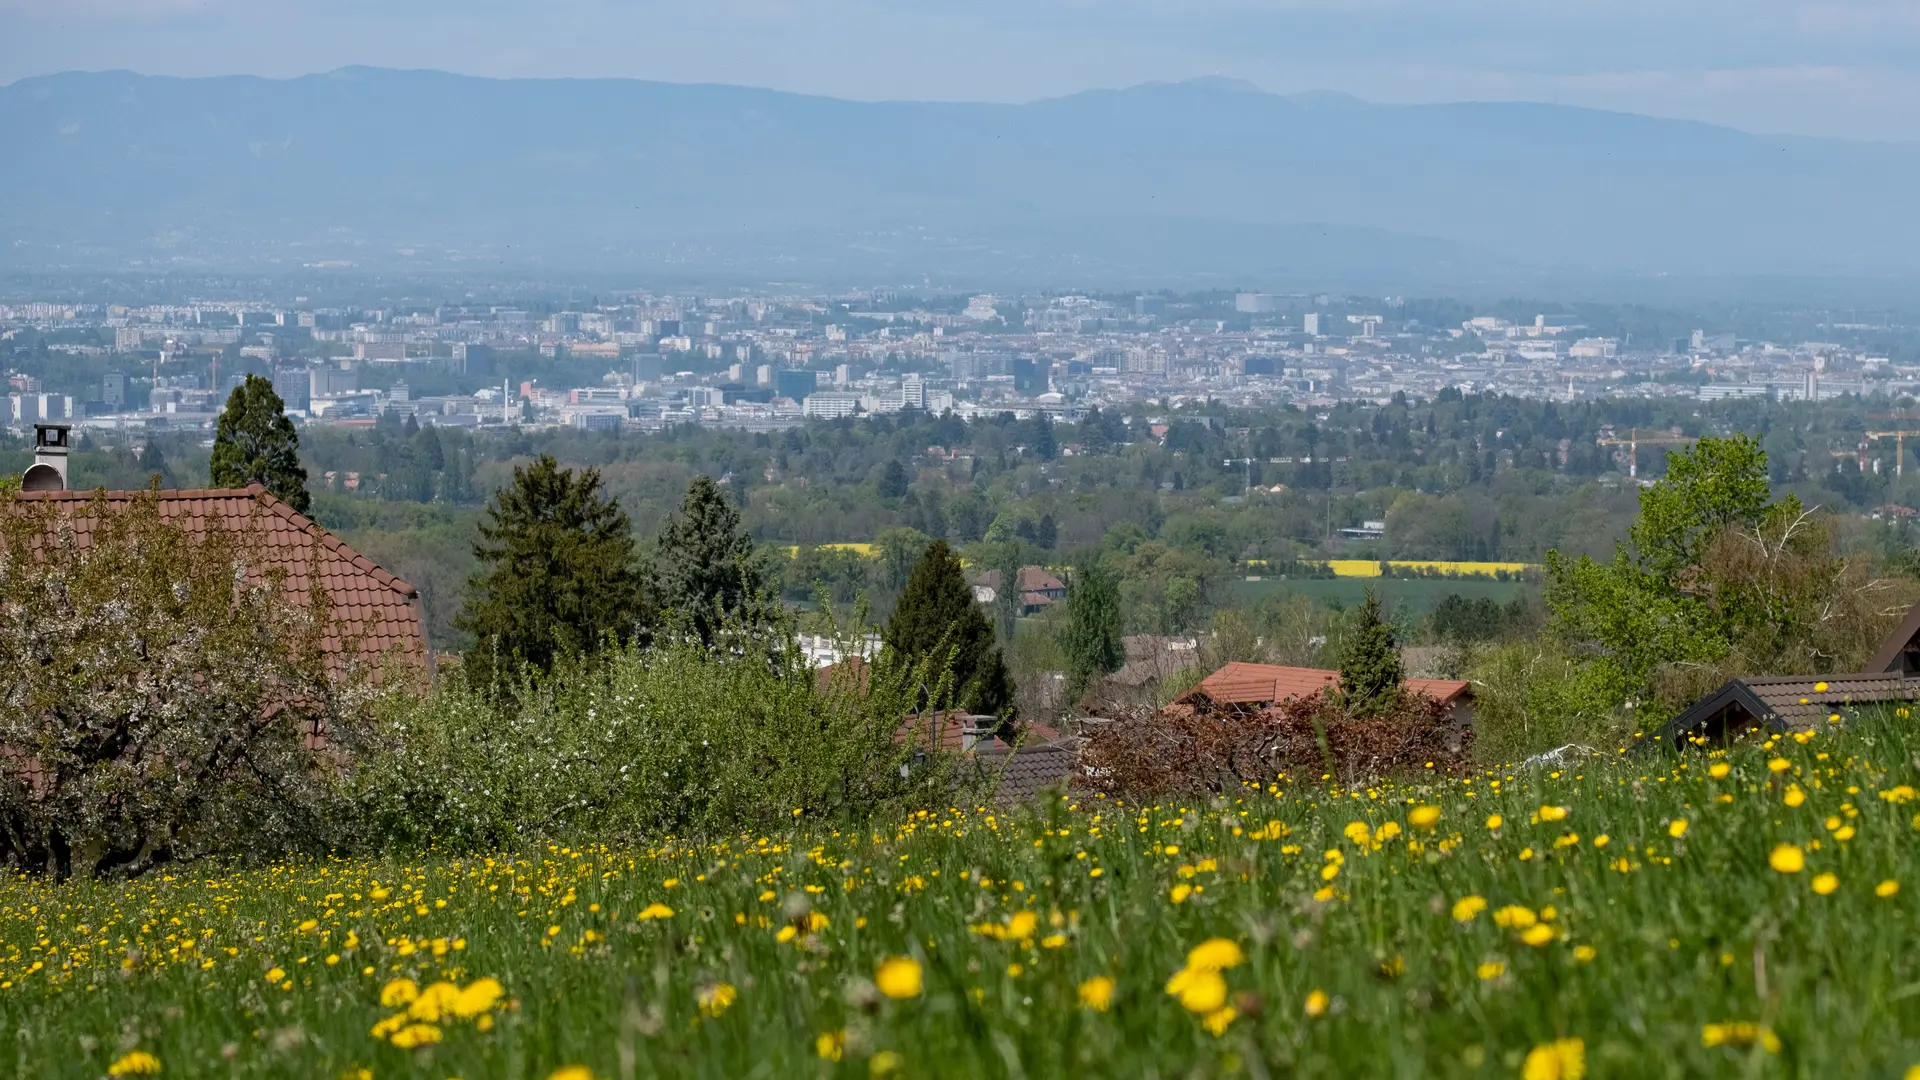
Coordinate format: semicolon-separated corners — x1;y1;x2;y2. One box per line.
1596;428;1697;479
1866;431;1920;477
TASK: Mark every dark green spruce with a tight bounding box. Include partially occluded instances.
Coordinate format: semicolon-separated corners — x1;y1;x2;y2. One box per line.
208;374;310;512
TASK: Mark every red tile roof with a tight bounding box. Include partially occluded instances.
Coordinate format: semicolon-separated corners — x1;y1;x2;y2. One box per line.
13;485;428;674
1176;661;1470;708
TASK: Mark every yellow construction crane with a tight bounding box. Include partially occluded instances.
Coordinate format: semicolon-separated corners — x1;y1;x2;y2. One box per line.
1596;428;1697;479
1866;431;1920;477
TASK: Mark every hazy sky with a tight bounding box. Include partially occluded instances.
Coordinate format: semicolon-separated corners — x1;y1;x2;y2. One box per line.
4;0;1919;141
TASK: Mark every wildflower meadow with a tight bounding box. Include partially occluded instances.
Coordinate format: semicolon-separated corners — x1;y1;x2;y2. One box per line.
6;711;1920;1079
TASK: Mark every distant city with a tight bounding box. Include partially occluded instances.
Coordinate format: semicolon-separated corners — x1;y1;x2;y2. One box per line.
0;289;1908;438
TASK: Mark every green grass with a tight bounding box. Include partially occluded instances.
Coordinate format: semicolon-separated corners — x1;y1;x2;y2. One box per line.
1232;575;1528;614
4;713;1920;1077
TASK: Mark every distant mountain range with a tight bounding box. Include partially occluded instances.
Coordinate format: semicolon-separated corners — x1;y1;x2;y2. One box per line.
3;67;1918;285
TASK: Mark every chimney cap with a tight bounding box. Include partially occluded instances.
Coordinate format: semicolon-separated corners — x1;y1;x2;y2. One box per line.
33;423;70;451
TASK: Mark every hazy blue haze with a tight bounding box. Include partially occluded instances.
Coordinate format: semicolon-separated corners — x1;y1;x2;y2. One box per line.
3;68;1917;285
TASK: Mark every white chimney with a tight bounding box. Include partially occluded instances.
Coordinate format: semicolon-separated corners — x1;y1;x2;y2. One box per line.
23;423;70;492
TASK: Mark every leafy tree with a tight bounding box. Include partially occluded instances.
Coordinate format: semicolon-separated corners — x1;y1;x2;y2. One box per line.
876;526;932;593
136;440;171;487
209;373;310;512
1063;558;1124;704
885;540;1014;717
991;546;1022;644
1544;435;1801;705
654;474;768;645
1338;586;1404;716
0;488;362;878
457;455;649;687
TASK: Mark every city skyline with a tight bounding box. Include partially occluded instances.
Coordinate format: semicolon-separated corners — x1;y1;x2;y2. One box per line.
4;0;1920;142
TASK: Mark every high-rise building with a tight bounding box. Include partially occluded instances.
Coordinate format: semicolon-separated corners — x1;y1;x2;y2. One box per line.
1302;312;1321;335
902;373;926;410
101;371;126;409
775;369;817;401
272;368;311;412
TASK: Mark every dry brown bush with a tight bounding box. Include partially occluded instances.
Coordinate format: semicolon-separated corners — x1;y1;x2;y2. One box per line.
1077;690;1470;798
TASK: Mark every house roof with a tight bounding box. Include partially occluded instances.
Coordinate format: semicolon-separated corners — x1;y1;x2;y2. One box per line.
12;485;427;671
1174;660;1471;708
1657;671;1920;746
1866;602;1920;674
970;741;1077;803
972;566;1067;593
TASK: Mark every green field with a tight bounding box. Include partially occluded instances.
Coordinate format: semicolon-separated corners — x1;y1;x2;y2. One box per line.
1232;575;1530;614
4;709;1920;1077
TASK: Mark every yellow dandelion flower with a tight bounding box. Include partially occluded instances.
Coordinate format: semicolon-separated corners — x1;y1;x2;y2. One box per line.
1476;961;1506;980
380;978;420;1007
1668;819;1689;838
1164;967;1227;1013
815;1031;846;1062
1769;844;1805;873
1185;938;1245;972
869;1051;904;1076
107;1051;162;1076
389;1023;443;1050
1452;895;1488;922
1812;872;1839;895
1538;805;1569;822
636;903;674;920
1520;924;1556;947
1701;1022;1781;1053
1303;989;1329;1017
408;981;462;1022
1493;906;1538;929
1522;1037;1586;1080
1877;880;1900;898
875;956;923;999
1409;805;1442;829
1169;883;1193;904
1485;814;1504;830
1077;975;1115;1011
1709;762;1731;779
1768;758;1791;774
1785;786;1807;808
452;978;504;1019
1200;1005;1237;1036
697;982;737;1018
1572;945;1597;963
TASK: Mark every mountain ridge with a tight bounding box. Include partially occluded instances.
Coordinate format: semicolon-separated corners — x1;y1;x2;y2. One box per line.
3;67;1916;283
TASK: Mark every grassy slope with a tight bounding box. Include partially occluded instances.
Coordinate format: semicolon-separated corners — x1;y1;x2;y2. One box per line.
2;714;1919;1077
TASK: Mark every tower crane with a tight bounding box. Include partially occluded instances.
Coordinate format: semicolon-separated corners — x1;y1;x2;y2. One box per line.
1595;428;1697;479
1866;431;1920;477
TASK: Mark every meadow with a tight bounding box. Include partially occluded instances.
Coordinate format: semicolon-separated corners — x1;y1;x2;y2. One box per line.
4;712;1920;1079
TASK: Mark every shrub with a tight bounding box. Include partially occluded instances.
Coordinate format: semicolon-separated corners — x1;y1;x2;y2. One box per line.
1078;690;1467;798
1466;643;1628;763
346;634;965;850
0;489;369;879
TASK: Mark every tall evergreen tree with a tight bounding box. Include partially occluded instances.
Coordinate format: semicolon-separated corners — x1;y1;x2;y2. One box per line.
456;455;649;687
1338;586;1405;716
209;374;310;512
654;474;767;645
991;547;1021;645
885;540;1014;718
1062;559;1124;705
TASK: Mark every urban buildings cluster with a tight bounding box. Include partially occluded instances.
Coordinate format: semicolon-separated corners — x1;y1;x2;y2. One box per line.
0;291;1909;435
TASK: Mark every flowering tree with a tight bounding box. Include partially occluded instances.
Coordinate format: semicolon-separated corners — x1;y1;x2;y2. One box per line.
0;489;368;879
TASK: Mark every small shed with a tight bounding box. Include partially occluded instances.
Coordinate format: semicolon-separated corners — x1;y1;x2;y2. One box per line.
1654;672;1920;746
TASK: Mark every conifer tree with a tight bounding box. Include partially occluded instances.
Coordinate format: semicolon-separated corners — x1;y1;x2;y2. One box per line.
885;540;1014;717
1338;586;1405;716
209;374;310;512
654;474;768;645
1063;559;1125;705
457;455;649;687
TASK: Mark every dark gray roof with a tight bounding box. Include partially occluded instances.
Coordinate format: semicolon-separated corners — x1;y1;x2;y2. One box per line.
1657;672;1920;746
970;741;1077;804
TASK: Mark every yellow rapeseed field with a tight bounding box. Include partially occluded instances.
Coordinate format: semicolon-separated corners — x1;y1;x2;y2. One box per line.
1310;560;1537;578
4;712;1920;1076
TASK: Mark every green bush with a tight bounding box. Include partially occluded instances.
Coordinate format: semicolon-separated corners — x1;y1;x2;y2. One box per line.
1466;642;1632;763
345;636;966;850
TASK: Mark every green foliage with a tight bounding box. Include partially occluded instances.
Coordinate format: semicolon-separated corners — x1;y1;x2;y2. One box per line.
1337;586;1404;717
885;540;1014;717
0;489;364;878
1466;643;1626;763
349;635;960;848
1541;434;1895;715
456;455;649;687
653;475;769;646
1063;558;1124;705
208;373;310;512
